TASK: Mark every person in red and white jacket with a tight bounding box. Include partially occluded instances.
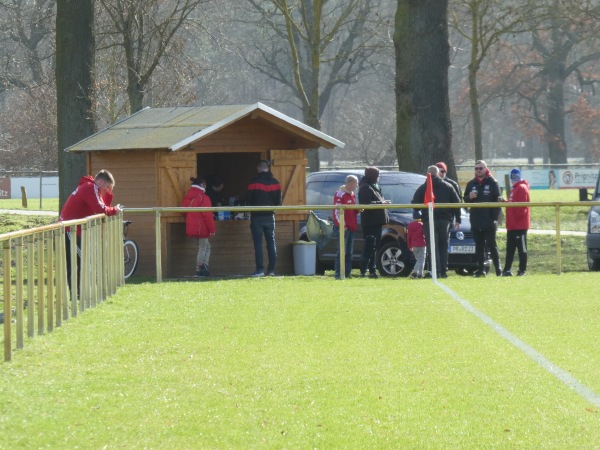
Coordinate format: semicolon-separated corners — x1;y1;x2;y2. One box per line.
503;168;530;276
333;175;359;279
182;177;217;277
407;212;427;279
60;170;123;292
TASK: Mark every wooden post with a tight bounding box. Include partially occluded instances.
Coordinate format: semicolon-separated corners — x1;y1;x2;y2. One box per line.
20;186;27;208
4;239;12;362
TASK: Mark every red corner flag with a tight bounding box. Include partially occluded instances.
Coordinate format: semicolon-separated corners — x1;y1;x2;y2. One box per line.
424;172;435;206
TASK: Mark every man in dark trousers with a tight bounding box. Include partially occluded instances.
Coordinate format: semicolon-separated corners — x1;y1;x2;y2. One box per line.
464;160;502;277
412;165;461;278
246;160;282;277
358;166;389;278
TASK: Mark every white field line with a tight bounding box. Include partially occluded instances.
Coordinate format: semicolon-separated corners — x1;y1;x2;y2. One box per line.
436;281;600;408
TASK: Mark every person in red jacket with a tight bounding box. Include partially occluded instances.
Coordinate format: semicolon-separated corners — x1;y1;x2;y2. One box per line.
503;168;530;276
333;175;359;279
60;170;123;292
407;212;427;279
182;177;216;277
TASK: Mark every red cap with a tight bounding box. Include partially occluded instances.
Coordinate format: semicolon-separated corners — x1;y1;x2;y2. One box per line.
435;162;447;172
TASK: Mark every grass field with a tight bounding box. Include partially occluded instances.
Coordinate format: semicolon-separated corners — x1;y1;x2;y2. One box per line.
1;275;599;448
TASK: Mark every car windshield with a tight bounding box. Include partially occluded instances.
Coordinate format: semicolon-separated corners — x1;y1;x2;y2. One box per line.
380;181;422;213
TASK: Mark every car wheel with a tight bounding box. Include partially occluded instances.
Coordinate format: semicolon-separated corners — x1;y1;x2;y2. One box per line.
376;242;412;277
588;250;600;271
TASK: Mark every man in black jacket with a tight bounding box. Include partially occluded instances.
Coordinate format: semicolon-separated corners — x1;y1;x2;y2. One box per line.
412;165;461;278
464;160;502;277
246;160;282;276
358;166;389;278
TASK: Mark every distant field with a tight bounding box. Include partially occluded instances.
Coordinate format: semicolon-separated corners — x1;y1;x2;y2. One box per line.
0;198;58;212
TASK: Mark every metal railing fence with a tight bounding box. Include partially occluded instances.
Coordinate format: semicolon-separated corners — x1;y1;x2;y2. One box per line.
1;213;124;362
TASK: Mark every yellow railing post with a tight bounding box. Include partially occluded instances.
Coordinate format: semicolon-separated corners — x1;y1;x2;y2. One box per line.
155;209;162;283
80;223;89;312
46;229;54;332
338;205;346;280
4;238;13;362
118;214;125;286
15;237;24;349
26;235;35;338
37;231;45;336
69;229;78;317
555;203;562;275
54;229;63;327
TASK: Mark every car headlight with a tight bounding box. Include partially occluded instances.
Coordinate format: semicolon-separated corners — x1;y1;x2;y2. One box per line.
590;210;600;234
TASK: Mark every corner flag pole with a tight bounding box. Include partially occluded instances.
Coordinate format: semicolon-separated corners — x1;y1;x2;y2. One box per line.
424;173;436;281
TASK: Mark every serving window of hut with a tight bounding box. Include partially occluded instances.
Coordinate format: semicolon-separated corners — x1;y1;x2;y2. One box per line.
196;152;261;208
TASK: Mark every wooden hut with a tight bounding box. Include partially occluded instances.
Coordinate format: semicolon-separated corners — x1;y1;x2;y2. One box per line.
66;103;344;277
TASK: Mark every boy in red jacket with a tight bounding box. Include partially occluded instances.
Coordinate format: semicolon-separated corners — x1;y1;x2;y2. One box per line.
407;211;427;279
503;169;530;276
333;175;359;279
60;170;122;291
182;177;216;277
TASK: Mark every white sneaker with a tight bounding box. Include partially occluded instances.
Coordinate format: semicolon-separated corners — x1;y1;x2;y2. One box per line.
250;270;265;277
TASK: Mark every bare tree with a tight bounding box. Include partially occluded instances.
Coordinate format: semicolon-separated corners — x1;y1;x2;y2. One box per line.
97;0;207;114
0;0;57;172
506;0;600;164
449;0;532;162
0;0;55;91
238;0;389;171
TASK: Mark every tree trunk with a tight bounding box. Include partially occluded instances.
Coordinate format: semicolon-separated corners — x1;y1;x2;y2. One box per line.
546;75;568;164
469;64;484;162
394;0;455;177
304;108;321;173
56;0;95;208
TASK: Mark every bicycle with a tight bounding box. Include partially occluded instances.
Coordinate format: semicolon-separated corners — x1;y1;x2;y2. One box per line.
123;220;139;279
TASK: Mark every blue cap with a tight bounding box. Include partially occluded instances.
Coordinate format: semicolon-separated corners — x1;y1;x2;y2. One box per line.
510;169;522;182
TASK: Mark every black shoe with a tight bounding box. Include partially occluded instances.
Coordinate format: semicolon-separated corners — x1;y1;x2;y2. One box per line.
517;271;526;276
439;272;448;279
199;265;211;276
495;269;502;277
424;272;433;279
474;271;486;278
369;272;379;279
409;273;418;279
360;272;367;278
502;270;513;277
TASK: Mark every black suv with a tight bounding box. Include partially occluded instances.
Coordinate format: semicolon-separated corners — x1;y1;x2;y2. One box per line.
300;170;486;277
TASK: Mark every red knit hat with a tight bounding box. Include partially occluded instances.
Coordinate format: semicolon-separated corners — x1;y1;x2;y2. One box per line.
435;162;447;172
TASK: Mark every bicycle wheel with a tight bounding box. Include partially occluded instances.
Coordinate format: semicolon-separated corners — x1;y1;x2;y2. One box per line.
123;240;139;279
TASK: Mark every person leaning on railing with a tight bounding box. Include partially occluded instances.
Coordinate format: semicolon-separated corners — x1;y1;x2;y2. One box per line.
59;170;123;291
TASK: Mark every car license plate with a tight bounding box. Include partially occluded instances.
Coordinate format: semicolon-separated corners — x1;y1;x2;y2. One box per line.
449;245;475;254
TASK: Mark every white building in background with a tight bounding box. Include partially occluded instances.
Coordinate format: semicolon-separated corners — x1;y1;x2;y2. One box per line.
0;176;59;199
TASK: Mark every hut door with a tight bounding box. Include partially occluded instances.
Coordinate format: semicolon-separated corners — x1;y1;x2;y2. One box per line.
158;152;196;209
270;149;307;221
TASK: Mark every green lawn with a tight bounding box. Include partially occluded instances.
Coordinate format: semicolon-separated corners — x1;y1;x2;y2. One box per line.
1;274;599;448
0;198;59;212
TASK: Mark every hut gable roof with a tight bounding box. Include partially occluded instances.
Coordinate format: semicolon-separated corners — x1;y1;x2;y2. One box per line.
65;103;344;152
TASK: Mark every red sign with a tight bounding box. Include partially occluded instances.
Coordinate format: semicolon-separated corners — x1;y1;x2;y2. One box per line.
0;178;10;198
